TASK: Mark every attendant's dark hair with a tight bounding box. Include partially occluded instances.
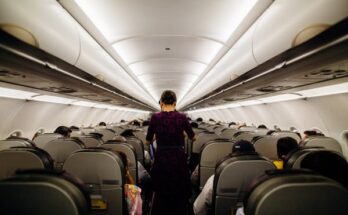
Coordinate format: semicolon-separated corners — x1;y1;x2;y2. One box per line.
160;90;177;105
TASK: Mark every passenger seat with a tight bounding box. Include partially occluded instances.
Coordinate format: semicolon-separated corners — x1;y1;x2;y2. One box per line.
42;138;85;169
0;170;90;215
33;133;63;148
212;153;275;214
244;170;348;215
63;148;126;215
0;147;53;179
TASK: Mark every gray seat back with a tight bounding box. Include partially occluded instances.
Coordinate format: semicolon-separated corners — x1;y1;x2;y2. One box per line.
133;130;147;144
199;140;235;188
285;147;326;169
235;129;269;142
0;138;33;151
303;136;342;154
192;132;220;154
0;173;89;215
126;137;145;165
220;128;238;139
102;142;138;183
0;147;52;179
96;128;116;142
213;154;275;214
43;138;84;169
254;133;300;160
271;131;301;142
80;128;96;135
253;136;278;160
244;171;348;215
63;149;125;215
78;135;103;148
33;133;63;148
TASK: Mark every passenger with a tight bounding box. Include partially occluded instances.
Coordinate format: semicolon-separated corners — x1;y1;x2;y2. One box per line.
273;137;299;169
190;122;199;128
237;122;246;129
120;129;136;138
228;122;236;126
117;151;142;215
196;117;203;123
142;120;150;127
301;151;348;188
193;140;256;215
98;122;106;126
145;90;195;215
257;124;267;129
299;130;319;146
120;119;126;123
54;126;72;137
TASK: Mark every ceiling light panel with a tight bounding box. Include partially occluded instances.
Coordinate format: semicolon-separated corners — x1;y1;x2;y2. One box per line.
297;82;348;98
0;87;38;100
74;0;259;43
71;0;262;105
128;59;207;76
31;95;76;104
258;94;302;103
112;36;223;65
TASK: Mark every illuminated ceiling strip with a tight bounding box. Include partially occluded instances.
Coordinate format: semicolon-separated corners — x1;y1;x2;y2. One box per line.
187;82;348;113
0;86;149;113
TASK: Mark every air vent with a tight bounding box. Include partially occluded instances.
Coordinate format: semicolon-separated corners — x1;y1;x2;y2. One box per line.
257;86;292;93
0;70;21;77
305;69;348;78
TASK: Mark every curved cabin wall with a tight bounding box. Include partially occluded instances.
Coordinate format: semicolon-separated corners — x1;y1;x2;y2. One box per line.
188;93;348;159
0;97;148;140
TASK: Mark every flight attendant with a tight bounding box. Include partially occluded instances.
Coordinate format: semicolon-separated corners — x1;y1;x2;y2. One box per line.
146;90;195;215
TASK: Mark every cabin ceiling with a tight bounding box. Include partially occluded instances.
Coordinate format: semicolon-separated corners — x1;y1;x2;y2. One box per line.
60;0;271;108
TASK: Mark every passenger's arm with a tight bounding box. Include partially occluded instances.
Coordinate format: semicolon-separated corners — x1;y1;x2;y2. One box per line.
193;175;214;215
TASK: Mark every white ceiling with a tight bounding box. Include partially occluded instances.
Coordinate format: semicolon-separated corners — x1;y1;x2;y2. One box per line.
62;0;270;109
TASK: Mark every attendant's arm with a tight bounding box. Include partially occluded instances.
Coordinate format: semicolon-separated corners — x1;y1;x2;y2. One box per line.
184;116;195;141
145;116;155;145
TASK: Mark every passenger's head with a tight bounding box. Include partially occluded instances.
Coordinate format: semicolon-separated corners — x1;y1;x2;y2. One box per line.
196;117;203;122
232;140;255;155
120;119;125;123
276;137;298;160
190;122;198;128
132;120;140;127
187;117;192;121
258;124;267;129
303;130;318;139
142;120;149;127
209;118;215;122
99;122;106;126
228;122;236;127
120;129;134;137
301;151;348;187
159;90;177;108
54;126;72;137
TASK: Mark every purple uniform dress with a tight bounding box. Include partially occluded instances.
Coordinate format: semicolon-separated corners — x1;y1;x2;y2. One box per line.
146;111;194;215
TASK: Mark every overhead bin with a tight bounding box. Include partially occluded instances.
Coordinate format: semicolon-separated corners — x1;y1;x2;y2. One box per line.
0;0;80;65
252;0;348;64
